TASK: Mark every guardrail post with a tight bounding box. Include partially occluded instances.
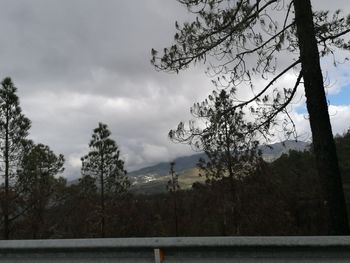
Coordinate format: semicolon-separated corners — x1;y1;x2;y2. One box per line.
154;248;165;263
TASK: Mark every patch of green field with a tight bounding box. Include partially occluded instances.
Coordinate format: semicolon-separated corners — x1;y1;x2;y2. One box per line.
131;168;206;194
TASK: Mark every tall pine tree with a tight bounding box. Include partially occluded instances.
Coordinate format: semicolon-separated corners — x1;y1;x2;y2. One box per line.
0;77;31;239
81;123;129;237
170;89;260;234
167;162;180;236
153;0;350;234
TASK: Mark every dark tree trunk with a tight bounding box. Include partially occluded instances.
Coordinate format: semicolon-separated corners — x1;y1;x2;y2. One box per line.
100;155;105;238
169;165;179;236
3;112;9;240
172;192;178;237
294;0;349;234
100;175;105;238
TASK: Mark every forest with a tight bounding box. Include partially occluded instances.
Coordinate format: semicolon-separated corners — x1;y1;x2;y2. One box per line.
1;0;350;239
0;75;350;239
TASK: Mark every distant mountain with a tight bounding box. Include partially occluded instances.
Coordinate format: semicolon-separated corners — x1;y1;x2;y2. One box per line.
259;140;310;162
128;140;310;188
67;140;309;193
128;152;206;180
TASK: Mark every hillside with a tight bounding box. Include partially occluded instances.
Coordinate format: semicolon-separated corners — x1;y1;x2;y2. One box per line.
259;140;310;162
128;153;205;184
129;140;309;194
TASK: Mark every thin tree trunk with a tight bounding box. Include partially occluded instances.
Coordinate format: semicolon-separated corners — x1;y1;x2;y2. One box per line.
100;155;105;238
294;0;349;234
3;111;9;240
223;108;239;235
170;165;179;236
173;192;178;237
100;176;105;238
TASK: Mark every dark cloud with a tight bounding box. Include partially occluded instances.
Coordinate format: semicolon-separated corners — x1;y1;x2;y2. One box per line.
0;0;349;179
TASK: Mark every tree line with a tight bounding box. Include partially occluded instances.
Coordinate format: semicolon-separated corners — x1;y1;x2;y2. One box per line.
0;78;129;239
2;0;350;238
4;131;350;238
1;75;350;239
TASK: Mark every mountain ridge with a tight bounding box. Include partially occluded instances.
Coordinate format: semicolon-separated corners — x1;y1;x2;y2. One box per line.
128;140;310;185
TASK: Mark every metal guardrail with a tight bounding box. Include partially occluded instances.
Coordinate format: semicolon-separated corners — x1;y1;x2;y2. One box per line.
0;236;350;262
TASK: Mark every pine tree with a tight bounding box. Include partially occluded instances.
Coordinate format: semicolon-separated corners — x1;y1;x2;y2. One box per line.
167;162;180;236
0;77;31;239
16;143;65;239
81;123;129;237
170;89;260;234
153;0;350;234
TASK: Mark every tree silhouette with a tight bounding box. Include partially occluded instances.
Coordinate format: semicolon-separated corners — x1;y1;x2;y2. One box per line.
167;162;180;236
0;77;31;239
170;89;261;234
153;0;350;234
81;123;129;237
16;143;65;238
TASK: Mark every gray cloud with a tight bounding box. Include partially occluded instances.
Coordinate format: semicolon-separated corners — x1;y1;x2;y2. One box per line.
0;0;349;180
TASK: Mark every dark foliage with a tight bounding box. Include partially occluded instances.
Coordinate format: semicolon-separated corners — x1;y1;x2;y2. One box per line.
3;132;350;239
80;123;130;237
0;77;31;239
152;0;350;234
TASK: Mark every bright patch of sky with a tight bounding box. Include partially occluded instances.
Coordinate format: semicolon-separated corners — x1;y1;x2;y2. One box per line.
328;85;350;106
294;85;350;115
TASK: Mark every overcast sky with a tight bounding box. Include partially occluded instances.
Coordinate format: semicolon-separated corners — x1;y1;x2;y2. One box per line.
0;0;350;180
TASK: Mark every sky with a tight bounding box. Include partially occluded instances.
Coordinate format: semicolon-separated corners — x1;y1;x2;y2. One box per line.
0;0;350;180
